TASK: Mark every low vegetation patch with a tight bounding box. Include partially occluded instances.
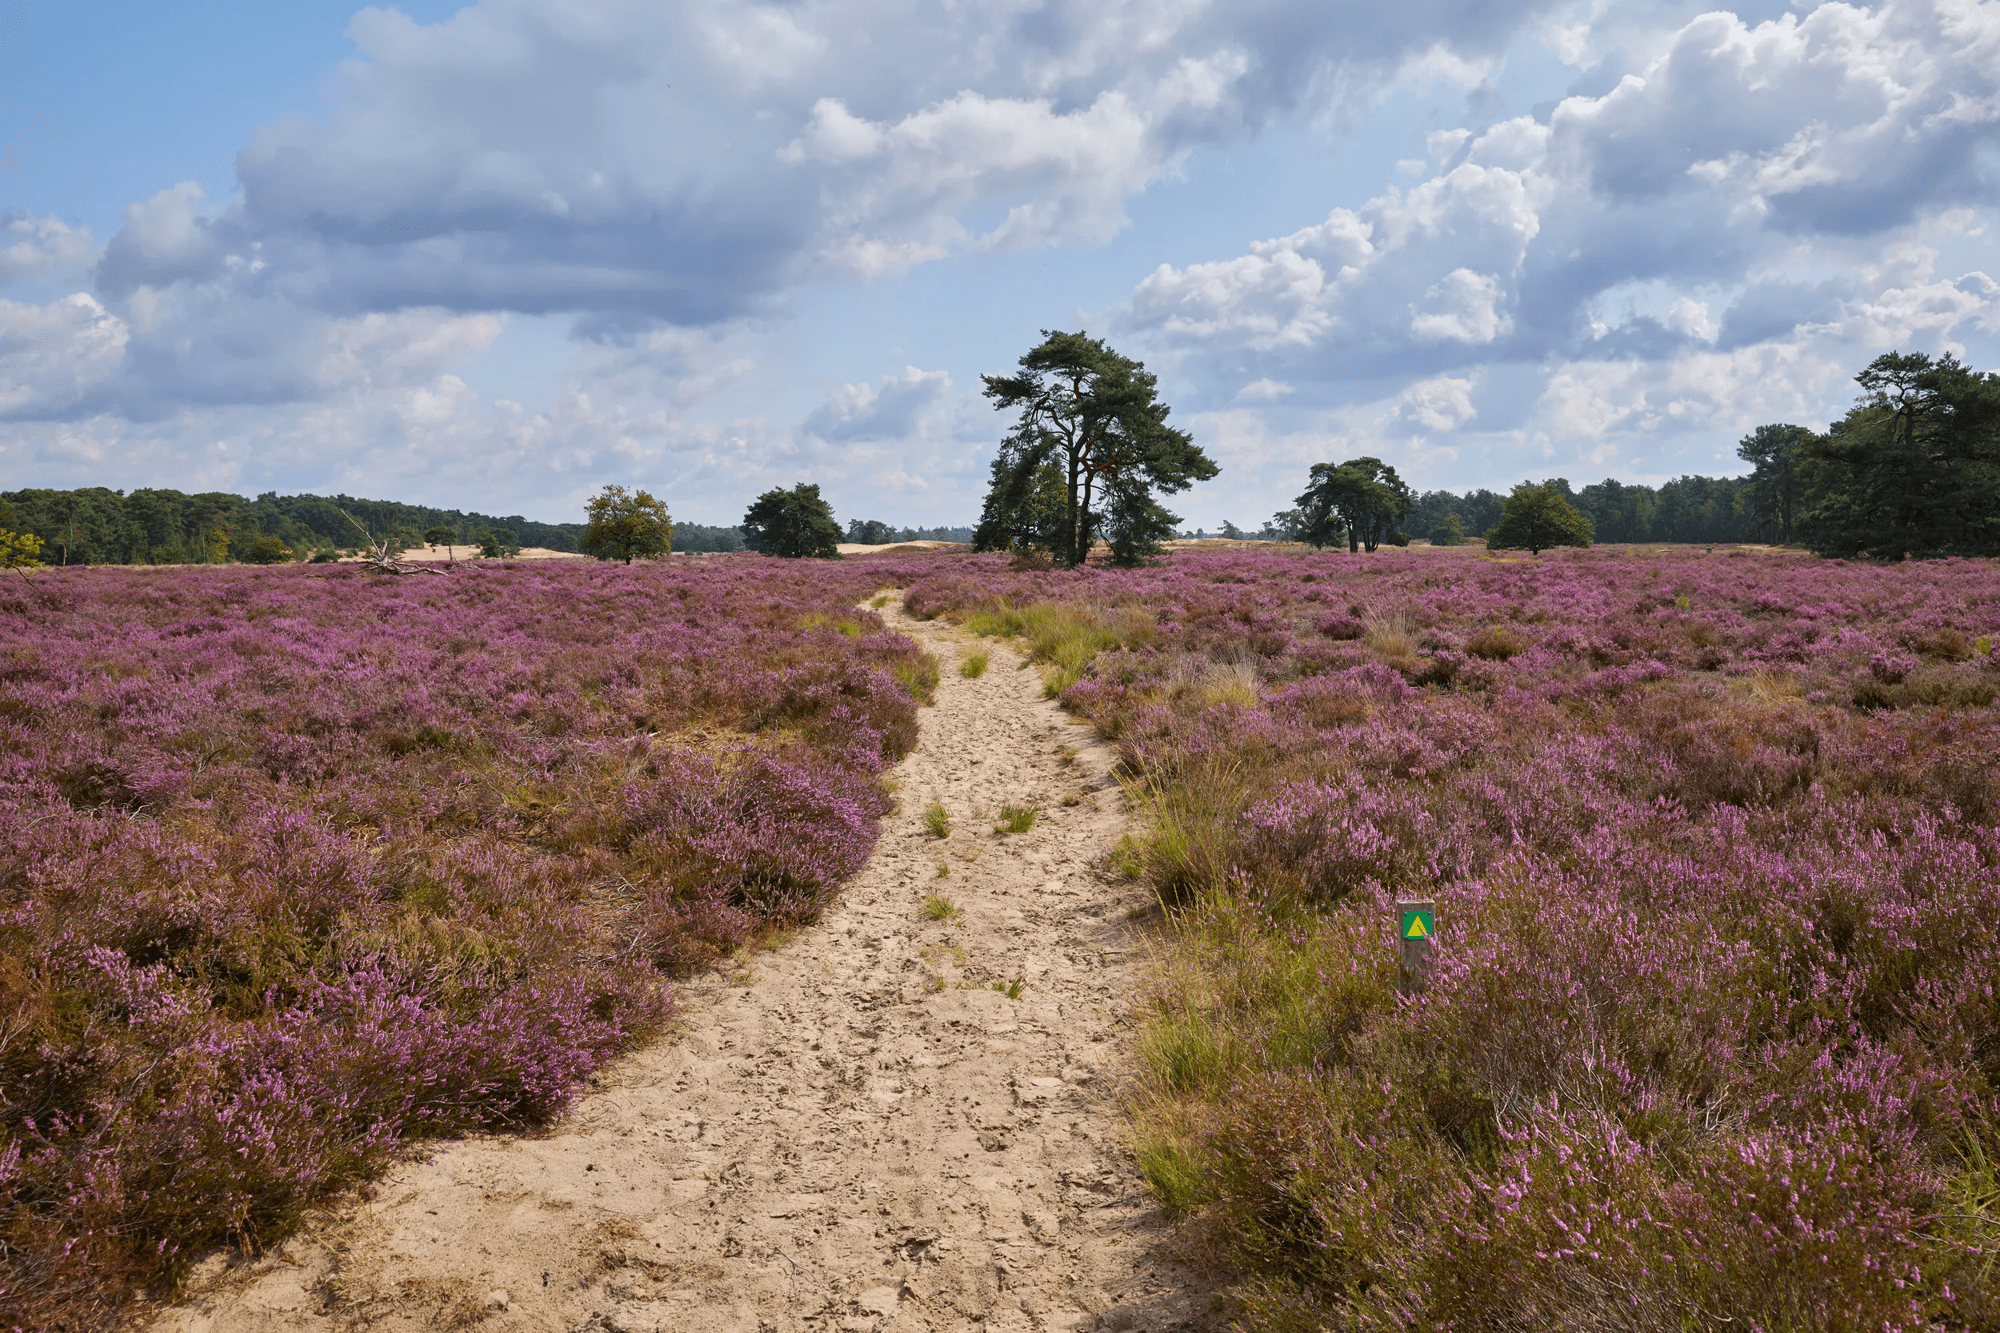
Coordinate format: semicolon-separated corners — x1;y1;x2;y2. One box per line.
909;546;2000;1330
997;803;1038;833
0;555;946;1330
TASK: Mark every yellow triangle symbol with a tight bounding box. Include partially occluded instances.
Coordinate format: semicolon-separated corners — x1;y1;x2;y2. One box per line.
1405;917;1430;939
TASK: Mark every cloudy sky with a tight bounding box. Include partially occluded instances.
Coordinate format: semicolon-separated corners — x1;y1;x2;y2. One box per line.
2;0;1995;528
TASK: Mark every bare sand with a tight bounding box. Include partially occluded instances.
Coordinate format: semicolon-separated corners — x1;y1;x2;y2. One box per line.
156;597;1209;1333
393;546;589;563
834;541;961;556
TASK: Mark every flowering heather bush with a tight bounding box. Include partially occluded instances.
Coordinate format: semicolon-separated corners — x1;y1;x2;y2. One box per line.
909;546;2000;1331
0;555;941;1328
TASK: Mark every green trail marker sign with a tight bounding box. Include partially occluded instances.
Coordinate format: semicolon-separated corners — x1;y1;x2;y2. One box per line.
1396;899;1436;996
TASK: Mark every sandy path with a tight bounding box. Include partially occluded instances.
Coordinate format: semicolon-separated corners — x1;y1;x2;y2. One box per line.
159;601;1209;1333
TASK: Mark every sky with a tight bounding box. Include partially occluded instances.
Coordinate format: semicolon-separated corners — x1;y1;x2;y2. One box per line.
1;0;1996;529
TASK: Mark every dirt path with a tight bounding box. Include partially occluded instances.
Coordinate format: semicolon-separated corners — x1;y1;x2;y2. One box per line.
160;602;1210;1333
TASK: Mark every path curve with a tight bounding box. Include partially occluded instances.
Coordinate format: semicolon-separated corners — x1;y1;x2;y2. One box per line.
159;601;1209;1333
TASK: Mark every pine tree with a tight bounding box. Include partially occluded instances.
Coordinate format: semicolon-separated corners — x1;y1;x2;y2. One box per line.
743;484;842;559
975;331;1216;568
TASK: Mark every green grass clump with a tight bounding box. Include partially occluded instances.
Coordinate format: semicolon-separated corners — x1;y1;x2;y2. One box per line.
961;600;1121;696
998;804;1038;833
960;646;990;678
923;801;950;838
921;892;962;922
1133;1131;1210;1216
871;593;891;609
890;651;940;702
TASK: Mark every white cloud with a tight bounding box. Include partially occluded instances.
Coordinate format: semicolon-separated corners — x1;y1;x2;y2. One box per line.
0;295;127;418
1124;0;2000;477
1411;269;1508;342
0;216;99;290
6;0;2000;514
802;366;953;441
1235;377;1295;401
1402;375;1477;428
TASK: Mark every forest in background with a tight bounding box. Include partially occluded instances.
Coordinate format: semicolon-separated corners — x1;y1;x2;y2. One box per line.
0;487;978;566
0;474;1773;568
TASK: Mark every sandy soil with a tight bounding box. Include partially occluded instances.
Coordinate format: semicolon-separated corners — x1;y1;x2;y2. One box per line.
393;546;589;563
157;598;1210;1333
834;541;960;556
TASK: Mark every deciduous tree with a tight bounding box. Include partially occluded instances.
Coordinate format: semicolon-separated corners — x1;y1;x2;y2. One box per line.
0;528;44;580
1486;482;1595;554
581;485;674;564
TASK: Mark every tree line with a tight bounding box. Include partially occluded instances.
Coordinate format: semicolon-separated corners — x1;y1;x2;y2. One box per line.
0;488;589;566
6;347;1990;569
1246;350;1997;559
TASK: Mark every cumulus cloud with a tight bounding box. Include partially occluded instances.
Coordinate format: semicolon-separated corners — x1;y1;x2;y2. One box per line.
0;216;99;290
0;0;1568;445
1124;0;2000;480
802;366;953;441
1402;375;1477;429
89;0;1565;334
6;0;2000;511
0;295;128;418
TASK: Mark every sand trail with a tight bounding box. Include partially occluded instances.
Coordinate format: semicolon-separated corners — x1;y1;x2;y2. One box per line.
160;600;1208;1333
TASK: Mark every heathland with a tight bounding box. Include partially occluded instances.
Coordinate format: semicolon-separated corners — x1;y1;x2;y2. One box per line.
3;544;1998;1332
907;545;2000;1332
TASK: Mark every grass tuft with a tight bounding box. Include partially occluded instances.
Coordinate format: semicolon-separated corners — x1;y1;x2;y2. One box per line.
998;804;1038;833
923;801;950;838
960;646;990;678
921;892;962;922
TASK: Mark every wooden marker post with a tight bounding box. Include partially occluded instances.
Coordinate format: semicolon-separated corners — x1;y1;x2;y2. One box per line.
1397;899;1435;996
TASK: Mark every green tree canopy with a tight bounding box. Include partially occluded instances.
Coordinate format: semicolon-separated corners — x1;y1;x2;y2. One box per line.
1794;351;2000;559
580;485;674;564
975;330;1217;567
1293;456;1414;552
743;483;842;559
238;534;295;565
1486;482;1595;554
975;459;1070;557
846;519;895;545
0;528;44;578
1736;423;1814;543
477;528;521;559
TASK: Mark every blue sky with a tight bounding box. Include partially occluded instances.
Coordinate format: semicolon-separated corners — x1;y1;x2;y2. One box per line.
2;0;1995;529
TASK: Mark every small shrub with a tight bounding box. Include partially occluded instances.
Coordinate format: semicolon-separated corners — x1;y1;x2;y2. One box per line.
1464;625;1528;660
1316;613;1366;640
998;804;1038;833
923;802;951;838
890;652;940;702
1107;834;1146;880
